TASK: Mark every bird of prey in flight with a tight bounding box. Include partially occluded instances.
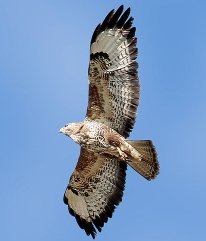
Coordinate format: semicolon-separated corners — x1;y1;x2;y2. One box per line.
60;5;159;239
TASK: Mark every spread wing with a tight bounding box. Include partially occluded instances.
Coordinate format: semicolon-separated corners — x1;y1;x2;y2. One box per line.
64;148;127;238
87;5;139;138
64;6;137;238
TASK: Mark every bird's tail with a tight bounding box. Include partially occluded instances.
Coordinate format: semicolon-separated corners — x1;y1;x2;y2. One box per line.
126;140;159;180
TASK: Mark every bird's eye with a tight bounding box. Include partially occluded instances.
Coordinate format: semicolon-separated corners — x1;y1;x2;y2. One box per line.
64;124;68;127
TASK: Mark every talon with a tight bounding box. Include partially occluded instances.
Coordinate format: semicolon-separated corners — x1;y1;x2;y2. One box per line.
117;147;128;160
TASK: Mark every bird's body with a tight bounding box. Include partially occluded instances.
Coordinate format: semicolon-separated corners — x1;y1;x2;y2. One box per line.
61;120;129;155
80;120;136;161
60;5;159;239
60;120;157;179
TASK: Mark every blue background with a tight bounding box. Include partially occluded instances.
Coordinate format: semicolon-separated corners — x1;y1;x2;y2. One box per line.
1;1;206;240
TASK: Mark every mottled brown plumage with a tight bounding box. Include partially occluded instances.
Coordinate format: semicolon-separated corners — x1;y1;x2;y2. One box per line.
60;5;159;239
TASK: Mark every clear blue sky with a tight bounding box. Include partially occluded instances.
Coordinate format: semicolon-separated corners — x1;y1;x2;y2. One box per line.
1;0;206;240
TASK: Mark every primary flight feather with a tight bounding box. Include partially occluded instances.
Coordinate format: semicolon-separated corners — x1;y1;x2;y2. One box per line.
60;5;159;239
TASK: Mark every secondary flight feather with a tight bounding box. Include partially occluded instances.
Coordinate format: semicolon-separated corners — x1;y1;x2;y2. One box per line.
60;5;159;238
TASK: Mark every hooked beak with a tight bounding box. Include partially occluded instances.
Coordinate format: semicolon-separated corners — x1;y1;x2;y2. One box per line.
59;127;65;134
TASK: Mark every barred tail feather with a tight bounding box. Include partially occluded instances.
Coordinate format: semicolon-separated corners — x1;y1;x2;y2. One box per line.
127;140;159;180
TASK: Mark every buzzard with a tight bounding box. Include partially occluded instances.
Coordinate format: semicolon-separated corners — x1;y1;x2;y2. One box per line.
60;5;159;238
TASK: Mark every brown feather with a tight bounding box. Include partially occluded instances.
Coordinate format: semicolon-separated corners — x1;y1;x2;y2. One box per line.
127;140;159;180
61;6;160;239
87;6;139;138
64;148;127;238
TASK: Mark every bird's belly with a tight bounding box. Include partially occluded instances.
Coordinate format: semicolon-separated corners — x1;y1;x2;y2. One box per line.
81;137;109;153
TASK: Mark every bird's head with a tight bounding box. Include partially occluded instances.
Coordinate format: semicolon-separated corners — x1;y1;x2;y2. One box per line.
59;122;84;144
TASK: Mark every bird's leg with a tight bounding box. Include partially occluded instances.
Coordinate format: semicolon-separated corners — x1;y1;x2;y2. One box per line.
116;147;129;160
105;132;131;160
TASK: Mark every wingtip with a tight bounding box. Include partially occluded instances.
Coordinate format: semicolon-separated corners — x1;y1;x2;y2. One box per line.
75;214;97;239
117;4;124;12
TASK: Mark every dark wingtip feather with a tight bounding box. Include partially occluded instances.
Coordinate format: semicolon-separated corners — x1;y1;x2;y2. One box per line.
90;9;114;45
99;8;115;32
90;5;135;46
127;27;136;39
75;215;97;239
90;23;101;45
123;16;134;29
116;7;130;28
107;5;124;28
63;194;68;204
93;216;103;232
